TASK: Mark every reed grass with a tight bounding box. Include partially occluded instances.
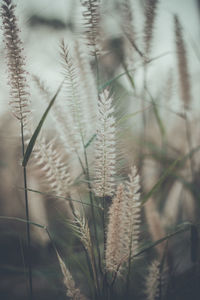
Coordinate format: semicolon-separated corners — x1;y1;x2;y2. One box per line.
0;0;199;300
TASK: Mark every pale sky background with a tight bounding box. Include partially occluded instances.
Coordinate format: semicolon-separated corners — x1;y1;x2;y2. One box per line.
0;0;199;117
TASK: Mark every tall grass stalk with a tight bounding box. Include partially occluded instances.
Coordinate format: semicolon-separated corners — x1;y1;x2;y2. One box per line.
1;0;33;298
174;15;195;179
21;131;32;299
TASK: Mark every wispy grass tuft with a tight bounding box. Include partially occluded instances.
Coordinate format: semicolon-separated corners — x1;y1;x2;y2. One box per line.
144;0;159;57
145;260;160;300
56;249;88;300
94;90;116;198
1;0;31;126
105;166;141;277
105;183;126;274
174;15;192;110
33;137;72;198
81;0;101;56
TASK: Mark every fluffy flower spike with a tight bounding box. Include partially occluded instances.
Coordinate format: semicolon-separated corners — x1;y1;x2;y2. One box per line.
94;89;116;197
1;0;30;125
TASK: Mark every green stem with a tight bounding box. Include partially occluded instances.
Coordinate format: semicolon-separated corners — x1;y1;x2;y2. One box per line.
81;134;101;296
183;108;195;181
20;122;33;300
122;60;135;89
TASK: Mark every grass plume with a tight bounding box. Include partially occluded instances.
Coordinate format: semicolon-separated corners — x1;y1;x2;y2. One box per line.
81;0;101;56
94;90;116;198
1;0;32;297
174;15;192;109
144;0;159;57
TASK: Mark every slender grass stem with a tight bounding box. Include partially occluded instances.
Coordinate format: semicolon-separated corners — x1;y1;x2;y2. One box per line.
20;122;33;300
19;236;29;297
102;195;109;298
18;187;101;209
142;62;148;133
183;109;195;180
102;195;106;265
95;53;100;87
84;146;102;275
121;60;135;89
126;231;134;297
80;130;101;296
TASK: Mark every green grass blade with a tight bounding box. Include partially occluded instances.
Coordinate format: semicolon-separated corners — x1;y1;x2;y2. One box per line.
122;61;135;89
142;145;200;204
84;133;96;148
17;186;101;209
152;100;166;137
99;70;133;92
22;81;63;167
0;216;45;229
145;87;166;137
134;221;192;258
99;52;171;92
142;158;179;204
117;106;151;126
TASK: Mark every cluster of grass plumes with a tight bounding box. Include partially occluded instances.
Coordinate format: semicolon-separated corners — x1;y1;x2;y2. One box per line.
0;0;200;300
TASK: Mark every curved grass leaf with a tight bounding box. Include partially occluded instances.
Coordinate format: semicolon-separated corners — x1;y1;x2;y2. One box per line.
142;145;200;204
145;87;166;137
134;221;192;258
17;187;101;209
99;52;171;92
0;216;45;229
117;106;151;126
84;133;96;149
22;81;64;167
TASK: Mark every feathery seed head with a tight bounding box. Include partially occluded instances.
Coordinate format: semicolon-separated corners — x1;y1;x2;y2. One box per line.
145;258;169;300
106;183;127;273
56;249;88;300
60;40;98;144
145;260;160;300
105;166;141;274
144;0;159;57
120;0;135;41
72;212;92;256
34;137;72;197
174;15;192;109
81;0;101;56
94;90;116;197
1;0;30;125
123;166;141;256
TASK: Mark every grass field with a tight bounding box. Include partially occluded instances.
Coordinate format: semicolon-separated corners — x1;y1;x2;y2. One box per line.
0;0;200;299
